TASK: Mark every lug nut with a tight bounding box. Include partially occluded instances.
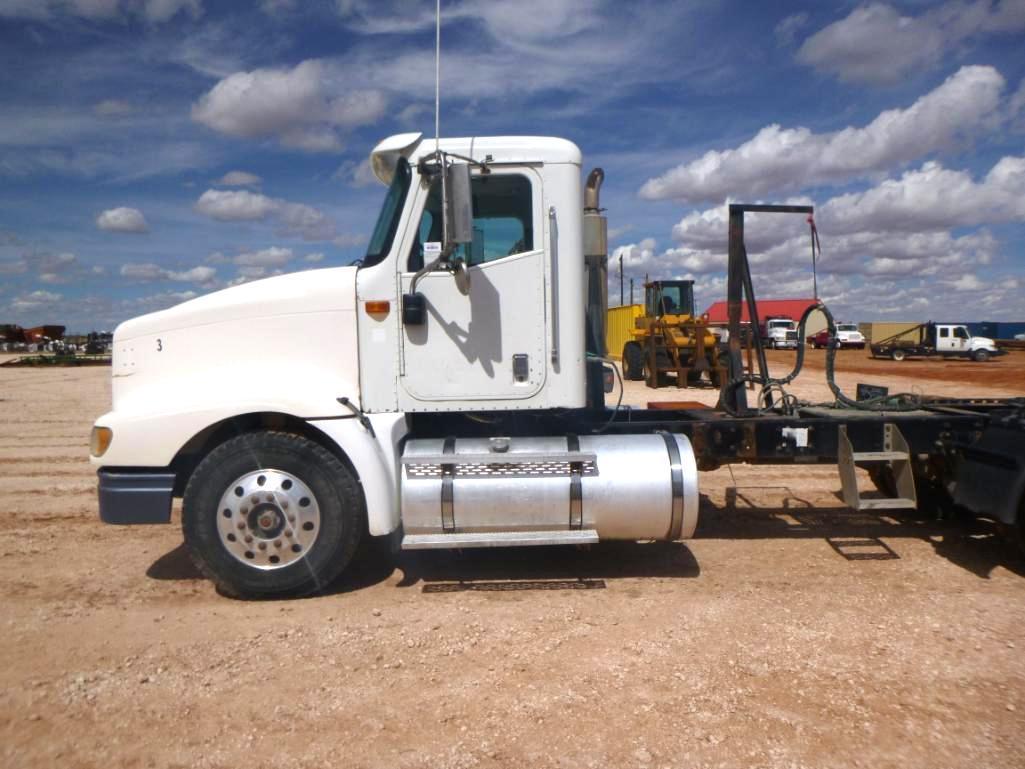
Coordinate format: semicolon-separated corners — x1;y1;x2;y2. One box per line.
274;540;282;548
237;521;245;530
258;542;267;551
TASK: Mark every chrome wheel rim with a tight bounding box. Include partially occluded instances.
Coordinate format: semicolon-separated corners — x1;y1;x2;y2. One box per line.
216;469;321;570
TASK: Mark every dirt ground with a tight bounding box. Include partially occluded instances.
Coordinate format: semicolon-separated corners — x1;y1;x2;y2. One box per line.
1;350;1024;768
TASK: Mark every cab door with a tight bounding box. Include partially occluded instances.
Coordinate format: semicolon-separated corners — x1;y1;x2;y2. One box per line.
936;326;963;352
397;168;548;407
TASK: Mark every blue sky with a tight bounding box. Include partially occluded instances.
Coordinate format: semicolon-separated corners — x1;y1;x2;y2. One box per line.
1;0;1024;331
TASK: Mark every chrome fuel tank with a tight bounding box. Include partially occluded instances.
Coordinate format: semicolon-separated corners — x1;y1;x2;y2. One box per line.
400;433;698;542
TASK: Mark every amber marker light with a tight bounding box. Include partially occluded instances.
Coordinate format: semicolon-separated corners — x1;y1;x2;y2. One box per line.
90;426;113;457
364;300;390;316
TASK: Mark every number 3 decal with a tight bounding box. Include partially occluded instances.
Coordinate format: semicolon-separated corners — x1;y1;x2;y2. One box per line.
156;338;163;352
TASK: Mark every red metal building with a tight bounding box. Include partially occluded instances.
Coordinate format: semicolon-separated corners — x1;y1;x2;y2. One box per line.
704;299;818;324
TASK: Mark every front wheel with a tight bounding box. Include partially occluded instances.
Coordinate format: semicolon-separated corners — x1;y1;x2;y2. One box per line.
182;431;364;599
973;349;991;362
891;349;906;362
622;342;645;381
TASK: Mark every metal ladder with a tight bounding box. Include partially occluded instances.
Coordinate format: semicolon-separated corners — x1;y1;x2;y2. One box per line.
838;423;918;510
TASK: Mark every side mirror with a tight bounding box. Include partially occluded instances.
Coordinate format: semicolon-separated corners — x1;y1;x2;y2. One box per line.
444;162;473;247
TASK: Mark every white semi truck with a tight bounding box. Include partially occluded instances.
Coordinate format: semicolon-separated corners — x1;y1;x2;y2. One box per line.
91;133;1025;598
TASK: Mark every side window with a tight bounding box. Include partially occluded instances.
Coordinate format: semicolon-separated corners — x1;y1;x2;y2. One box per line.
940;327;949;338
407;173;534;271
954;327;969;339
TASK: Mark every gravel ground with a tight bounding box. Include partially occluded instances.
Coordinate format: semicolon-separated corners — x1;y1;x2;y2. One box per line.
1;350;1023;768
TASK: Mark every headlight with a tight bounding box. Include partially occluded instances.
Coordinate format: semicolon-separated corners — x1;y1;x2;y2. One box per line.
90;426;113;457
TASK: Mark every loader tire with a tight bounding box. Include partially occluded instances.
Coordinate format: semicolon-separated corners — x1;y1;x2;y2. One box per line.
623;342;645;381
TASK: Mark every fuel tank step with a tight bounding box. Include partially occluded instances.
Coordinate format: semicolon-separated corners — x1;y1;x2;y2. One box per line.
401;530;600;550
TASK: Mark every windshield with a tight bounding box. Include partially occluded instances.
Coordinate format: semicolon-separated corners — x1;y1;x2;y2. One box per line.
769;320;795;329
363;157;412;267
837;324;858;332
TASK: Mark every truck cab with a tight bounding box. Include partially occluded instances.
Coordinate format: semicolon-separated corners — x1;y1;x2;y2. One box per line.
90;133;699;598
762;317;798;349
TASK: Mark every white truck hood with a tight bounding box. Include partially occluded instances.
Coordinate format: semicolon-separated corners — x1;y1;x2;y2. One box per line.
110;267;362;417
115;267;359;341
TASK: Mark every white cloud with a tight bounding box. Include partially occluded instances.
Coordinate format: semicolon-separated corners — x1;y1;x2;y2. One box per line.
120;263;167;280
797;1;1025;85
821;157;1025;235
774;12;809;47
332;158;378;188
191;59;387;152
215;170;261;186
96;206;149;234
232;246;293;268
0;0;202;23
946;273;987;292
194;189;335;241
194;189;278;221
9;289;62;312
337;0;604;45
332;232;366;248
166;265;216;283
120;262;216;284
304;252;325;263
0;247;106;288
640;66;1006;203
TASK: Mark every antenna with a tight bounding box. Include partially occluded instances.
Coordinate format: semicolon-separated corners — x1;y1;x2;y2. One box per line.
434;0;441;154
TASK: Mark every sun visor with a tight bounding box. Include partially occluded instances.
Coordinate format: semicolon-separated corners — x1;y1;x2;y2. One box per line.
370;132;423;184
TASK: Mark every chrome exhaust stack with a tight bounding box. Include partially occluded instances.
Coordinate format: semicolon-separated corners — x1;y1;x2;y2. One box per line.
583;168;608;359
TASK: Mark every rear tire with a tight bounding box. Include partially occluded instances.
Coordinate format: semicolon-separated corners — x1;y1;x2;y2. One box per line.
622;342;645;381
891;349;906;362
182;431;364;599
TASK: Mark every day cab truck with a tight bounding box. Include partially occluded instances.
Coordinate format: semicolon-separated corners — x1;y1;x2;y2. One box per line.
90;133;1025;598
870;322;1005;362
809;323;866;349
761;316;798;349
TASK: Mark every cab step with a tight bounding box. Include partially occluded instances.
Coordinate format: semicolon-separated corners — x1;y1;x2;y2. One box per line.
838;423;918;510
401;529;600;550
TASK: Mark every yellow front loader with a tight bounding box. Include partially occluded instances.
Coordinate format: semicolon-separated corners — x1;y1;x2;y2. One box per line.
621;280;724;388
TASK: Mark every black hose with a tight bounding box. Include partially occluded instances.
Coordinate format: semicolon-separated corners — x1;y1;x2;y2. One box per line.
721;301;923;415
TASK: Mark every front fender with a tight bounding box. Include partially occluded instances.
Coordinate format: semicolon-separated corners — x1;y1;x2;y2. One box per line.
308;413;407;536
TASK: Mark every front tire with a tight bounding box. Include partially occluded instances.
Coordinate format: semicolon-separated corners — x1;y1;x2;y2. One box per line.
622;342;645;381
891;349;906;362
973;349;990;362
182;431;364;599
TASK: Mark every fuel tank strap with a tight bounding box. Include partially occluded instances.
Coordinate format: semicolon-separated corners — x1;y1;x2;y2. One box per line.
567;435;583;529
441;437;456;532
659;431;685;540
